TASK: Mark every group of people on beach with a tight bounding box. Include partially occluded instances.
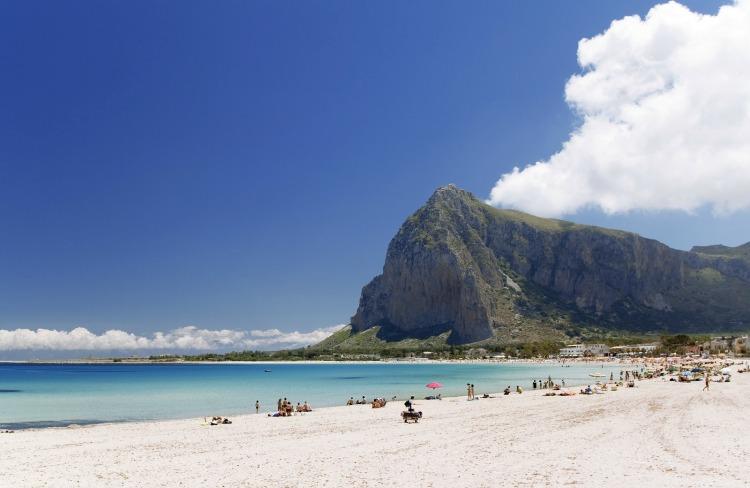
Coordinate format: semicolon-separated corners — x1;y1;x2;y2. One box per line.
533;375;565;390
346;396;370;405
346;395;392;408
267;397;312;417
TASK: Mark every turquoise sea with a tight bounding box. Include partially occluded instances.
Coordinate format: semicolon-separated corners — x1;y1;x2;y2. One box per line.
0;362;627;429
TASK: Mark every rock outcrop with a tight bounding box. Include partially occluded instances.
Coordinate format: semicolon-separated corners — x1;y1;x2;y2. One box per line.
350;185;750;344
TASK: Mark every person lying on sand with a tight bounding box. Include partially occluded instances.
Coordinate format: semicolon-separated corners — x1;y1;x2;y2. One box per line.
210;416;232;425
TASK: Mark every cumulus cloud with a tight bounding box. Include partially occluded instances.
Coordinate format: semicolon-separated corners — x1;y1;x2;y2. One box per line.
0;324;345;352
488;0;750;217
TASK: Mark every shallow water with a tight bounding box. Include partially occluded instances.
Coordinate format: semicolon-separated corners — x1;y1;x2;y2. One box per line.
0;361;627;429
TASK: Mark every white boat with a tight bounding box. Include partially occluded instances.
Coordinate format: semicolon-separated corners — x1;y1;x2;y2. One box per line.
589;372;606;378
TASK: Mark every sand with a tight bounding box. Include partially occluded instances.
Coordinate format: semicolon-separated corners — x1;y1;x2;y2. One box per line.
3;368;749;488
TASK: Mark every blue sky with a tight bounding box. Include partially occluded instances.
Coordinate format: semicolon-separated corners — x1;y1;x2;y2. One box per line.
1;0;746;342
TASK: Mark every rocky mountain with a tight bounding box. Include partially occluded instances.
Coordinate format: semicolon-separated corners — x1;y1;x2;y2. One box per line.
346;185;750;345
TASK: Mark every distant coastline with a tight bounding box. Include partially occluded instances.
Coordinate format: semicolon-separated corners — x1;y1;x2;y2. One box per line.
1;357;641;366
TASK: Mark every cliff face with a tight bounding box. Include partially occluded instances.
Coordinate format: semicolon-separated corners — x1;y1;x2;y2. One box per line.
350;185;750;344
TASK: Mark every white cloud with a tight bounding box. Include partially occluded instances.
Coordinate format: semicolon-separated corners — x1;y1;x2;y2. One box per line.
488;0;750;217
0;324;345;352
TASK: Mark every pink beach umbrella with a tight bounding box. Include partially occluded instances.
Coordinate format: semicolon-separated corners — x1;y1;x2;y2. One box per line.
425;382;443;390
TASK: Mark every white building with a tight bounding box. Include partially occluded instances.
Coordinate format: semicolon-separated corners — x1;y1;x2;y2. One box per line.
609;343;659;356
559;344;586;357
559;343;610;357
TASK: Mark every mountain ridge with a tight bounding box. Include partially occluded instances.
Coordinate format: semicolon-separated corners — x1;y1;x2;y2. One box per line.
345;185;750;346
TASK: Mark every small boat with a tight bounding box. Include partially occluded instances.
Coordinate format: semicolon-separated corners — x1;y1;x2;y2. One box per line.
264;369;272;373
589;372;606;378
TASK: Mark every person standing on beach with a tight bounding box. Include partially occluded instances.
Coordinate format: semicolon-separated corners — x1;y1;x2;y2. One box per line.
255;400;260;414
470;384;475;400
277;398;282;411
533;380;537;389
703;373;710;391
467;383;471;400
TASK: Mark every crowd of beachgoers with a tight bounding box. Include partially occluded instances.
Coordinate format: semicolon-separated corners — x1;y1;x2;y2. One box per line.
204;355;747;424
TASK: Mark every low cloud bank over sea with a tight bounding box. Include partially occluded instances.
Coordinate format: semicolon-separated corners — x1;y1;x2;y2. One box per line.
0;324;345;358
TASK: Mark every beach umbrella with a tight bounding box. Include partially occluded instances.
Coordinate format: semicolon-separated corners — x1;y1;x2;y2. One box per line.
425;382;443;389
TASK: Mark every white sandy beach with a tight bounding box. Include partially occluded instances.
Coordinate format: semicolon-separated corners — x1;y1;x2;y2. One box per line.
3;368;749;488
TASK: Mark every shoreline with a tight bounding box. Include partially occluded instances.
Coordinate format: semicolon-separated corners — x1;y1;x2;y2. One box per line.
0;376;619;432
0;356;646;365
2;359;729;432
3;365;747;487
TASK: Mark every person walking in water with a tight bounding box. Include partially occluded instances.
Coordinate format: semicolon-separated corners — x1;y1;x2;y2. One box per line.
703;373;711;391
255;400;260;414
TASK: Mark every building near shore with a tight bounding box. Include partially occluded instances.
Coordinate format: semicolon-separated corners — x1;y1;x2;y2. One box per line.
704;336;749;355
609;343;659;356
559;344;609;357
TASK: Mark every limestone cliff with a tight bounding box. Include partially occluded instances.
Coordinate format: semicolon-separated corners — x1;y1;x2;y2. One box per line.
350;185;750;344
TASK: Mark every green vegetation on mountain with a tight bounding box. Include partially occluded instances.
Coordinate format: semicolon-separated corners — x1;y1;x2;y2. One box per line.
691;242;750;262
